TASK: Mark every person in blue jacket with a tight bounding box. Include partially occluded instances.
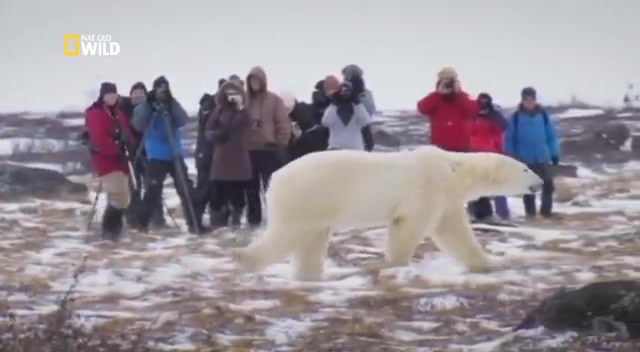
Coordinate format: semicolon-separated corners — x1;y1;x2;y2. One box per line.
132;76;207;234
503;87;560;218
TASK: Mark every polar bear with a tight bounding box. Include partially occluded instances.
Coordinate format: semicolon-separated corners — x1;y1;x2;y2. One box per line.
231;146;543;281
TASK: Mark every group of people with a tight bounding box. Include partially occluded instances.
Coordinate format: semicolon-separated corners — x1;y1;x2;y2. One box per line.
83;65;380;240
417;68;560;221
83;64;561;241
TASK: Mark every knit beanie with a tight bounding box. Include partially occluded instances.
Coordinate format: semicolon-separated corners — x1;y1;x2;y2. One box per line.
477;92;493;104
153;75;169;89
129;81;147;95
342;64;364;79
521;87;537;99
99;82;117;97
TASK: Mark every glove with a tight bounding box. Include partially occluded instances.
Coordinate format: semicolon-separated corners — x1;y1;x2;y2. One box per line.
551;157;559;165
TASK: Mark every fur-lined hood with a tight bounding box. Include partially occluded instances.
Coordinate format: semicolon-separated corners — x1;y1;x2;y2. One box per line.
215;81;247;108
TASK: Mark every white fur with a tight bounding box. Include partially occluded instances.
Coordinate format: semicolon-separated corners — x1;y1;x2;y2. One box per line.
231;146;543;281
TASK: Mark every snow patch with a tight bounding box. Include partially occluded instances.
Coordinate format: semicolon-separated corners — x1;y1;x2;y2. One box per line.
555;108;604;119
0;137;69;155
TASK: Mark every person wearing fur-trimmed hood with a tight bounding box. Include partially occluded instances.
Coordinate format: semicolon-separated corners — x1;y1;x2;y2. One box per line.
205;81;253;228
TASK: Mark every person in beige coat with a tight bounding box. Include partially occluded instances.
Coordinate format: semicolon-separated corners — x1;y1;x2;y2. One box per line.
244;66;291;226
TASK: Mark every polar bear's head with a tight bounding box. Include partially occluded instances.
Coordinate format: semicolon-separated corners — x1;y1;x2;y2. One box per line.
448;152;544;199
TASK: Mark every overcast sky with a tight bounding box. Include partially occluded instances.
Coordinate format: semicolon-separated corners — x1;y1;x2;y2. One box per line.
1;0;638;112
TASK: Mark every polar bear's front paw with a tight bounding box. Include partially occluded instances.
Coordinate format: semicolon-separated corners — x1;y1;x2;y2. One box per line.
467;264;493;273
293;270;323;282
231;248;261;272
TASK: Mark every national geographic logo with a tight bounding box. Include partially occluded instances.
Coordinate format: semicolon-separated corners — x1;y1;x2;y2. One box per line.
63;34;120;56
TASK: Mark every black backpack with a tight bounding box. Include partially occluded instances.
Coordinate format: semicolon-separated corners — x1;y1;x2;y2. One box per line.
511;110;550;150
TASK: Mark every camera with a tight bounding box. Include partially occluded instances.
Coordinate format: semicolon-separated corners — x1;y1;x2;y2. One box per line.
442;79;455;90
227;94;242;104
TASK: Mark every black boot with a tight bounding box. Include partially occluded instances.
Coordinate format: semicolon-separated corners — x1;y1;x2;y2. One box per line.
523;194;537;218
230;207;243;227
150;200;168;229
210;207;229;228
126;191;142;228
188;224;210;235
187;210;211;235
101;205;124;241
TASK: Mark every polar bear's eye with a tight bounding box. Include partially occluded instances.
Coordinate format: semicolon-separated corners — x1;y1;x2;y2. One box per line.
523;168;529;172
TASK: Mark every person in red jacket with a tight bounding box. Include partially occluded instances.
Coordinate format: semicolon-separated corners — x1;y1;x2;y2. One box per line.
85;82;135;241
468;92;509;221
416;67;477;151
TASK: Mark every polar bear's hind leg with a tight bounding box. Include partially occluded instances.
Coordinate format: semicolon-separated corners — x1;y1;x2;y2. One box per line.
385;211;442;267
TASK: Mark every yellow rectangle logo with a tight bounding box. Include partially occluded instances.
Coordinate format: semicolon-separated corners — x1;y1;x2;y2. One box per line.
63;34;79;56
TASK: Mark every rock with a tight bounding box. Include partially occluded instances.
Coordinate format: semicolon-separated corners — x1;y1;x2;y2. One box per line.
593;123;631;149
632;136;640;155
372;128;402;148
515;280;640;339
0;163;88;200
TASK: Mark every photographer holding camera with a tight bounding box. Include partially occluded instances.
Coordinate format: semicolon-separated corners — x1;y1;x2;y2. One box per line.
205;81;252;228
416;67;477;152
321;81;374;151
132;76;206;234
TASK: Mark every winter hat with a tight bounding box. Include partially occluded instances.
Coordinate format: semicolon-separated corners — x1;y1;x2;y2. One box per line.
342;64;363;79
477;92;493;104
153;75;169;89
129;81;147;95
437;67;457;80
279;91;297;113
99;82;117;97
323;75;341;95
338;81;353;91
199;93;214;108
521;86;537;99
